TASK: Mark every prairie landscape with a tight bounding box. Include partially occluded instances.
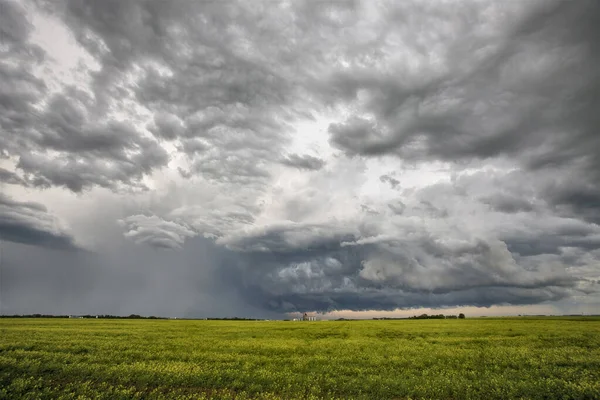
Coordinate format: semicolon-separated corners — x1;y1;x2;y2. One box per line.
1;317;599;399
2;0;600;398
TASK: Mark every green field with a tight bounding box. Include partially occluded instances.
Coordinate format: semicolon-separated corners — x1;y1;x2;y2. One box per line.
1;318;599;399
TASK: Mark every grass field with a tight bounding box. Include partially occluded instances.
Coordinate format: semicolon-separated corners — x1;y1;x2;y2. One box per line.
1;317;599;399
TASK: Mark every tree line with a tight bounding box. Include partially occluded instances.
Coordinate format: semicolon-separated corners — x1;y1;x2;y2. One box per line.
0;314;165;319
373;313;466;320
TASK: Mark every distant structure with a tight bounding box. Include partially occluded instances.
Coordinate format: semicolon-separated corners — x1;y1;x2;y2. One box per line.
302;312;317;321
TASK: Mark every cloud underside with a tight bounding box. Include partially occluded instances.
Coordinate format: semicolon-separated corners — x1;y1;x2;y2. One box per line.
119;215;195;250
0;194;78;250
0;0;599;313
219;215;595;312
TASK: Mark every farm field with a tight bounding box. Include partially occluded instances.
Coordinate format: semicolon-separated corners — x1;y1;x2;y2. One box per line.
1;317;599;399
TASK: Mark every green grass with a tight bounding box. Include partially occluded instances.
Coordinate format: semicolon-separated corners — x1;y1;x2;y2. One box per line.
1;317;599;399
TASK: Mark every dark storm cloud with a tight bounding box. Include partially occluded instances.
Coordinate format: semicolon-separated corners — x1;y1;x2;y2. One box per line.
40;0;307;188
543;181;600;225
324;0;600;224
2;0;598;316
7;86;169;191
0;1;168;192
481;194;535;214
280;154;325;171
502;219;600;257
211;216;585;313
261;286;572;314
328;1;600;162
209;160;599;312
0;194;77;250
0;0;46;157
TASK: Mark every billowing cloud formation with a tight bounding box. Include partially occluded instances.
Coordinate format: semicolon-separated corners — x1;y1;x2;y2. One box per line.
119;215;195;249
0;0;168;192
0;194;77;250
217;176;593;312
0;0;598;316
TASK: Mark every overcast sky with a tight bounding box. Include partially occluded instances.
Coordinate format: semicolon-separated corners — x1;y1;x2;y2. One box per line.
1;0;599;318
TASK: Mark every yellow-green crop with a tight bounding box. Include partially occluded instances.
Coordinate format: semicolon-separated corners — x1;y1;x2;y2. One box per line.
1;317;599;399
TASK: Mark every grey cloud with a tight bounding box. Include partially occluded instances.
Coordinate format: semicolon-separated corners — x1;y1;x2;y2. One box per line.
218;222;358;254
360;205;379;216
387;200;406;215
16;136;168;192
358;236;575;294
119;215;196;250
328;118;386;156
543;180;600;225
0;194;78;250
0;0;45;63
46;0;305;190
178;139;209;156
186;151;273;186
280;154;325;171
1;1;170;192
212;213;585;312
502;219;600;257
3;0;599;316
10;88;169;192
327;1;592;155
415;170;600;258
0;0;32;45
379;174;400;189
481;194;536;214
0;0;47;158
416;200;448;218
260;286;573;313
1;12;169;193
210;164;600;312
149;112;185;140
0;167;26;186
325;1;600;215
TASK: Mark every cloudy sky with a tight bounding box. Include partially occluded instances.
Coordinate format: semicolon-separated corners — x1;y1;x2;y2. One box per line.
1;0;599;318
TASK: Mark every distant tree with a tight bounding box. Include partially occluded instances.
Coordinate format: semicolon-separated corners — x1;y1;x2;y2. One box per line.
458;313;465;319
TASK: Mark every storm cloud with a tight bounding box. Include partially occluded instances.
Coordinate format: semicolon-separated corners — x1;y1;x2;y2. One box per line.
119;214;196;250
0;194;77;250
0;0;598;316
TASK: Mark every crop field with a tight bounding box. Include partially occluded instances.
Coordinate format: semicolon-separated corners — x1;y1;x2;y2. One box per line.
1;317;599;399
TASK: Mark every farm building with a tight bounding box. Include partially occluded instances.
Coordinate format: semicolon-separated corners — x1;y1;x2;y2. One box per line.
302;312;317;321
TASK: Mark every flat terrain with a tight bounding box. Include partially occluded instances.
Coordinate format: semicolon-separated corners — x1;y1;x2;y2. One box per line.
1;317;599;399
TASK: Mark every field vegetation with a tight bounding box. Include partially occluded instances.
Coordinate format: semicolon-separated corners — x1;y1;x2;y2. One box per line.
1;317;599;399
